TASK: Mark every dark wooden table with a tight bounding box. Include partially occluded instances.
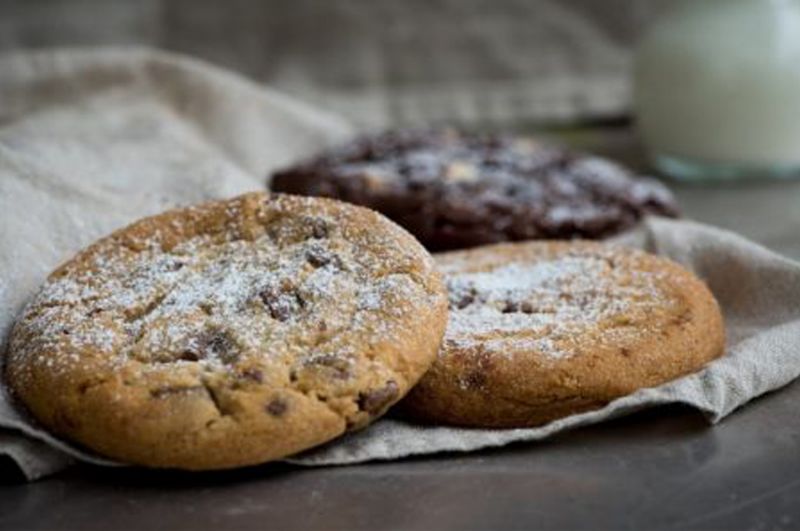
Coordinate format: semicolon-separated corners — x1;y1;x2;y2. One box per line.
3;129;800;531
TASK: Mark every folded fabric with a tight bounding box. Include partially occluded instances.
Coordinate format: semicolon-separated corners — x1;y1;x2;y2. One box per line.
1;0;660;127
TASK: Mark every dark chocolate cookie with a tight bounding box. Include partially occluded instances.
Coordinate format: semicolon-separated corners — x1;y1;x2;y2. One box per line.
270;129;679;251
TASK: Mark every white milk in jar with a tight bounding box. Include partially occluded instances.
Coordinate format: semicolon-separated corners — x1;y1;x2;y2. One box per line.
635;0;800;180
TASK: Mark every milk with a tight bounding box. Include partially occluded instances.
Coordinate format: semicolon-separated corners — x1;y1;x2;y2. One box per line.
635;0;800;179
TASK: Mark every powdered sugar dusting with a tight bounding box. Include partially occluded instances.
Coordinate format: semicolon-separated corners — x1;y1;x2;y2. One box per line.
9;197;437;386
441;248;676;366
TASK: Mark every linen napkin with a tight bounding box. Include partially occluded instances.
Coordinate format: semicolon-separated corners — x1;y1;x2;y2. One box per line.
2;48;799;481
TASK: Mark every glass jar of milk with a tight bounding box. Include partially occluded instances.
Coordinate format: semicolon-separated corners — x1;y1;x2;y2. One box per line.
635;0;800;181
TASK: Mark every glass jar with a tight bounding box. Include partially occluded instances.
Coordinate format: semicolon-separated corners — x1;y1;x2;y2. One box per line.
634;0;800;181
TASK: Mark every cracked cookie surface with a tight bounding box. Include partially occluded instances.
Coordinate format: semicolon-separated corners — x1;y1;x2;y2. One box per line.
400;241;724;428
6;192;448;469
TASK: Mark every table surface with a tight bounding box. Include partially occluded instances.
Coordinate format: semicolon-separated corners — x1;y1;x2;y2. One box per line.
3;129;800;531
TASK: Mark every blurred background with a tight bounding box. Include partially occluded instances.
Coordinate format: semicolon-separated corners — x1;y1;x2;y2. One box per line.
1;0;798;256
0;0;672;129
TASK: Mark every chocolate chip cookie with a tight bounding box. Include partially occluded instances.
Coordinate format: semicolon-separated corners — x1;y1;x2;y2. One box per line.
270;129;679;251
400;241;724;428
6;192;448;469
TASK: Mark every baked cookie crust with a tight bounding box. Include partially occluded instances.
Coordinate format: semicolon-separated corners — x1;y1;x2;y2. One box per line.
6;192;448;469
400;241;725;428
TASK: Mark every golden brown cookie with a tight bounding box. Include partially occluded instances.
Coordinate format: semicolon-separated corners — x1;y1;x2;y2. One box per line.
6;192;448;469
400;241;724;428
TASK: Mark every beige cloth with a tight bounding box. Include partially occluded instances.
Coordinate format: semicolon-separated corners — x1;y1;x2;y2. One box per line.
0;0;674;128
2;48;800;481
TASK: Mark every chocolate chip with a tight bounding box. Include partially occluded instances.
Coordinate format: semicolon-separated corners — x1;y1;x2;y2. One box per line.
191;329;239;364
502;300;520;313
310;218;329;239
265;398;288;417
86;308;104;317
499;300;534;314
456;295;474;309
306;354;350;379
179;350;201;362
240;368;264;383
357;380;399;415
206;333;233;355
260;285;293;321
306;245;333;267
270;302;292;321
452;289;476;310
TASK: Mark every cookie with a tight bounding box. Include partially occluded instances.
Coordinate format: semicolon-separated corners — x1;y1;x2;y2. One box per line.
270;129;679;251
6;192;448;469
400;241;724;428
